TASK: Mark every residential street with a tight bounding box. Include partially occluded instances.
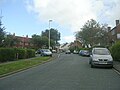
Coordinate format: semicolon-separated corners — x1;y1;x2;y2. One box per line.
0;53;120;90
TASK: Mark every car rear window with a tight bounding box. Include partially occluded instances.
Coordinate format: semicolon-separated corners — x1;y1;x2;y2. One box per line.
93;49;110;55
42;49;50;52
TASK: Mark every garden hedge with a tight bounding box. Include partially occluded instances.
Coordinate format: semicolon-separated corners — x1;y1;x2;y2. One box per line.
26;49;35;58
110;41;120;61
0;48;35;62
0;48;15;62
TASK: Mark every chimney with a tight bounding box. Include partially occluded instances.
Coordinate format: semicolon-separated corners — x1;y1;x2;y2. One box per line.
26;35;28;38
116;20;119;26
107;27;111;31
13;33;15;37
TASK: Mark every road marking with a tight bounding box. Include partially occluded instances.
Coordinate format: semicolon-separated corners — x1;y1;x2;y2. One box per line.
58;54;60;58
113;68;120;76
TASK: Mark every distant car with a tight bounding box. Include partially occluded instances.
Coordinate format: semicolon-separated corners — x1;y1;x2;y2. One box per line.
73;50;78;54
41;49;52;57
79;50;90;56
65;50;71;54
89;48;113;68
52;49;57;53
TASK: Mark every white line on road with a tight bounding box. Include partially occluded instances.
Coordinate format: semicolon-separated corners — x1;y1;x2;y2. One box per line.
58;54;61;58
113;68;120;76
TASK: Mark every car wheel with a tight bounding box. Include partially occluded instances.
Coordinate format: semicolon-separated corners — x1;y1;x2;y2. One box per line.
41;54;44;56
110;65;113;69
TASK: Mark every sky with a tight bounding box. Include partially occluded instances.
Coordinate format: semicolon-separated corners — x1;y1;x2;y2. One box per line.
0;0;120;44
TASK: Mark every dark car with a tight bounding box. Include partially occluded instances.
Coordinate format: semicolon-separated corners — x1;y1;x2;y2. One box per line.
79;50;90;56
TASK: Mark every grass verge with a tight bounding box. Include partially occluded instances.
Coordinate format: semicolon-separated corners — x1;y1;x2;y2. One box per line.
0;57;51;77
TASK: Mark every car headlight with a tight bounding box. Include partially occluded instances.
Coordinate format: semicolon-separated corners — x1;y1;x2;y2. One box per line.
109;58;113;61
92;58;98;61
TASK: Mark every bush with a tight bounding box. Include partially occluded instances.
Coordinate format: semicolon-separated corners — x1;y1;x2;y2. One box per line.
15;48;27;59
15;48;35;59
110;41;120;61
26;49;35;58
0;48;36;62
0;48;16;62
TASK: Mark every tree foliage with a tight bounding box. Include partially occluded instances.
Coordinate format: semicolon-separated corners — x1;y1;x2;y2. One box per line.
75;19;109;47
3;34;20;47
110;41;120;61
0;18;6;47
42;28;60;44
31;34;42;48
31;34;55;49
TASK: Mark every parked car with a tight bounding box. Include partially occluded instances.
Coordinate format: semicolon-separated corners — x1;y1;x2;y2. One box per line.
79;50;90;56
52;49;57;53
65;50;71;54
73;50;79;54
41;49;52;57
35;49;41;54
89;48;113;68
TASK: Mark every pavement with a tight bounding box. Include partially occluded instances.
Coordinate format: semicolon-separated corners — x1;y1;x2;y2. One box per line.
113;60;120;73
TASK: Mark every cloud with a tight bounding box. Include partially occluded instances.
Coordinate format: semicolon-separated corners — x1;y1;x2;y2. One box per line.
25;0;120;43
63;35;75;43
105;0;120;23
25;0;97;32
94;0;120;26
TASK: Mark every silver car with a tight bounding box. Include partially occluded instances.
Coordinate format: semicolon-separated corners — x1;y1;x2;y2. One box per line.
41;49;52;57
89;48;113;68
65;50;71;54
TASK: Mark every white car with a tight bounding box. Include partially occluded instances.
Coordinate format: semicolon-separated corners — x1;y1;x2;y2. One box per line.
73;50;78;54
65;50;71;54
52;49;57;53
41;49;52;57
89;48;113;68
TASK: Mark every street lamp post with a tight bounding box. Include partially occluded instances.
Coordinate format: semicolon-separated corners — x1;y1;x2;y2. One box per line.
49;20;52;49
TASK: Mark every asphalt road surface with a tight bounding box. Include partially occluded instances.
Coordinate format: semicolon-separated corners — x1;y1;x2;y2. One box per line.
0;53;120;90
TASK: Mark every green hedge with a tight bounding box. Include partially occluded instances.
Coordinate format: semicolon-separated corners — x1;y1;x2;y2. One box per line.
15;48;26;59
0;48;35;62
0;48;16;62
26;49;35;58
110;41;120;61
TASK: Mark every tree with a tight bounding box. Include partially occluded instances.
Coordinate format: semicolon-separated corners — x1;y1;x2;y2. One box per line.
31;34;55;49
42;28;61;44
0;17;6;47
3;34;20;47
31;34;43;49
75;19;108;47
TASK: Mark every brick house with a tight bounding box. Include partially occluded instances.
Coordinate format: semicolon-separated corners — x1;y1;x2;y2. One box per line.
13;33;32;48
70;38;83;48
108;20;120;45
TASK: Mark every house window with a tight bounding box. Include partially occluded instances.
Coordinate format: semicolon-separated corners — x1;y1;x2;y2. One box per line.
20;41;22;45
117;34;120;39
111;29;115;35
